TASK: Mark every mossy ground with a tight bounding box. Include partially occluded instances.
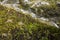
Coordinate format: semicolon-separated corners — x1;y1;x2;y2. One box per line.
0;4;60;40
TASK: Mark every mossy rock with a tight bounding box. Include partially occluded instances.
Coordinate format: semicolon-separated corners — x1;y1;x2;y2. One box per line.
0;4;60;40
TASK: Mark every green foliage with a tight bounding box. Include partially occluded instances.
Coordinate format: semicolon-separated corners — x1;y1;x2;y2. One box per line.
31;2;60;18
19;0;30;10
0;3;60;40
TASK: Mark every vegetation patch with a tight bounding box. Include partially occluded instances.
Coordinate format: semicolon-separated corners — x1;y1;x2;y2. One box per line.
0;4;60;40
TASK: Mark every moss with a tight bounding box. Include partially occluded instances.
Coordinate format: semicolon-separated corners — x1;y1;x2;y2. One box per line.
0;4;60;40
